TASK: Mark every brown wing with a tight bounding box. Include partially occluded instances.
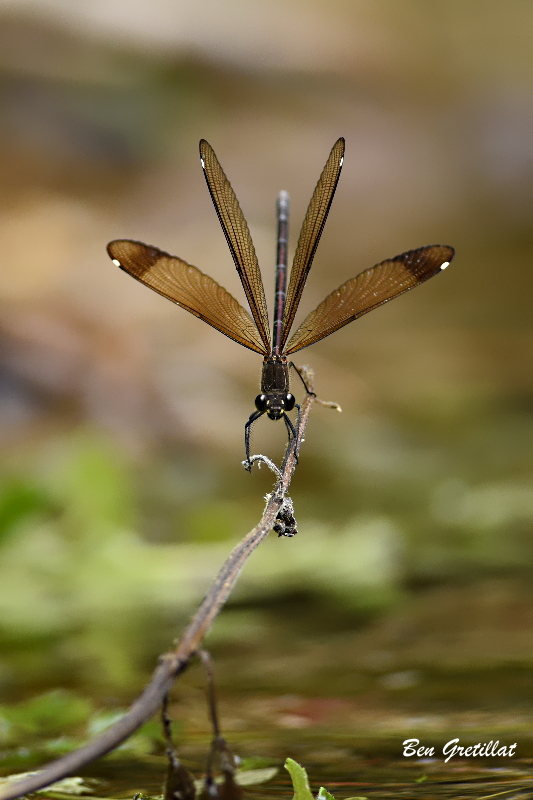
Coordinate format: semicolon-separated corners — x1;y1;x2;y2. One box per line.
199;140;271;353
107;240;268;355
279;137;345;351
285;244;454;354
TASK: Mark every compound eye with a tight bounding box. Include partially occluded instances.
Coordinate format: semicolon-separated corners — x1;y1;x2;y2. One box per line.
255;394;268;412
284;393;295;411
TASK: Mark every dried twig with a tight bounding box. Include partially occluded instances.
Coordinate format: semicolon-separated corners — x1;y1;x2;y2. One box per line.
0;368;333;800
161;694;196;800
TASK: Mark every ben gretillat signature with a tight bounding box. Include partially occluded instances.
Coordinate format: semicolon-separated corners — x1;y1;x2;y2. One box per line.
403;738;517;764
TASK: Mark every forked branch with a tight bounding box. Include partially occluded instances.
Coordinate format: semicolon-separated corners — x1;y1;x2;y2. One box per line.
0;368;334;800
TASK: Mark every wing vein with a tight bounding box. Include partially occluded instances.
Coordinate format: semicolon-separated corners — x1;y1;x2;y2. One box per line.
285;245;455;354
199;140;271;353
107;240;267;355
279;138;345;350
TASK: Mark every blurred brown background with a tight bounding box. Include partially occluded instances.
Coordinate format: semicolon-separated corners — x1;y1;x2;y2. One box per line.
1;0;533;736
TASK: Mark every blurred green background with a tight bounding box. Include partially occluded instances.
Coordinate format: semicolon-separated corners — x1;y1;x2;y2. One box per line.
1;0;533;741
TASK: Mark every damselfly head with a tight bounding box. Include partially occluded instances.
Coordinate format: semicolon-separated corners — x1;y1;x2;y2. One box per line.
255;392;295;420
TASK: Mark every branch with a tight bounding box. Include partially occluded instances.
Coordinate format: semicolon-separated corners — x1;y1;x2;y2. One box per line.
0;368;325;800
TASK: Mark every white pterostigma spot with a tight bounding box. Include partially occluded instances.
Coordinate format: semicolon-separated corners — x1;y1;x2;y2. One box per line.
200;158;205;169
112;259;121;267
440;261;450;270
339;157;344;166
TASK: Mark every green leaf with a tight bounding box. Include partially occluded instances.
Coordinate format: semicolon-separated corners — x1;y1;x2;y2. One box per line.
0;691;93;737
193;767;278;793
234;768;278;786
318;789;368;800
0;480;51;545
48;435;134;530
284;759;314;800
0;773;93;796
